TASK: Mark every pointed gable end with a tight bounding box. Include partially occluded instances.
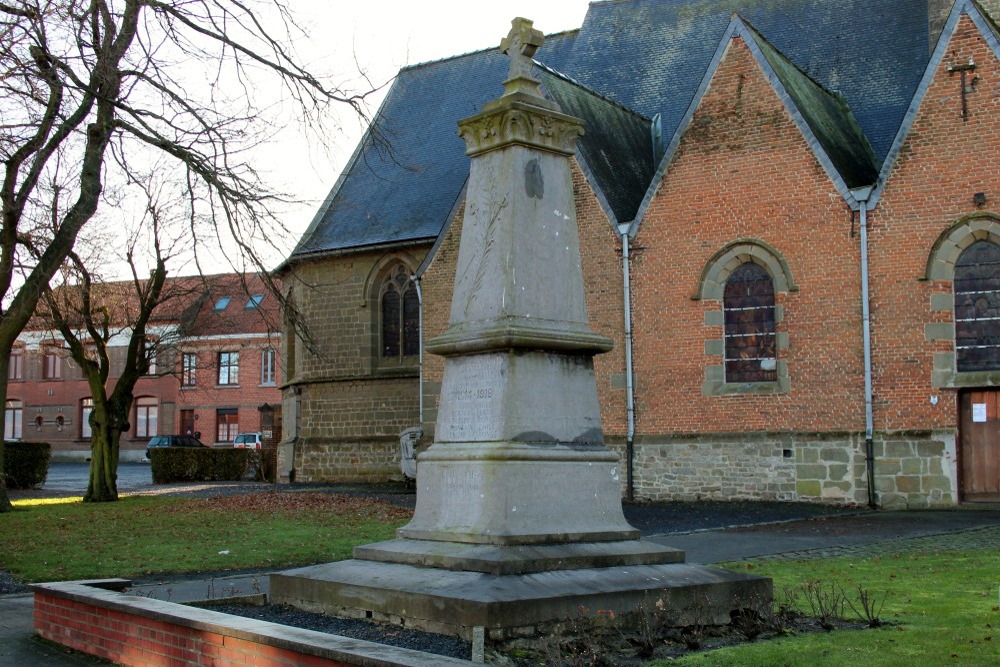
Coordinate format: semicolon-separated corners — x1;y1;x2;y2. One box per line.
872;0;1000;207
630;16;878;234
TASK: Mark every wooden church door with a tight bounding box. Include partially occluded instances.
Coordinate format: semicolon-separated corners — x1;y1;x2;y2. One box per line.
959;390;1000;501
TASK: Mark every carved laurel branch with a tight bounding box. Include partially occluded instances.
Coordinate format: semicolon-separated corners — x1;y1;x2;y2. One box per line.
459;107;583;156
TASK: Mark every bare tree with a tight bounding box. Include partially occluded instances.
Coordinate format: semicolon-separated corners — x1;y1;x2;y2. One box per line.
42;215;168;502
0;0;376;511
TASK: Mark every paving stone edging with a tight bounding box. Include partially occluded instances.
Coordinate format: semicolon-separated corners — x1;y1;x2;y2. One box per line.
740;525;1000;561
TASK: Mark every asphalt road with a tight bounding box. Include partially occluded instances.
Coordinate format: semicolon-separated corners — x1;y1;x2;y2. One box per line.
36;462;153;494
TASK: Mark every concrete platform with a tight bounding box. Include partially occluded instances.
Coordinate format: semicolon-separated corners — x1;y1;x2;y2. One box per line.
354;538;685;574
269;557;770;640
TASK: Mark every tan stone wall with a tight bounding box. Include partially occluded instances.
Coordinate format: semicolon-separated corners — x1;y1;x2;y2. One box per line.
281;246;429;482
631;431;956;508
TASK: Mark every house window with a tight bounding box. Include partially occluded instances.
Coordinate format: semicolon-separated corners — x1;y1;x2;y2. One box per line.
216;408;238;442
261;348;276;385
723;262;777;383
144;338;157;375
214;296;231;311
43;351;61;379
81;398;93;439
380;266;419;359
8;350;22;380
954;240;1000;372
182;353;197;386
245;294;264;309
218;351;239;385
135;397;158;438
4;400;22;440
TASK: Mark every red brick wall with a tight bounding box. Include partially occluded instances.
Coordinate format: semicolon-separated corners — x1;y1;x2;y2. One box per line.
175;337;283;445
629;36;865;434
34;590;352;666
7;335;281;456
869;13;1000;431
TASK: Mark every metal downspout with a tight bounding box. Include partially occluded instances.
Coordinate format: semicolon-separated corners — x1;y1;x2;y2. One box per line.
411;276;424;424
853;187;877;509
619;224;636;502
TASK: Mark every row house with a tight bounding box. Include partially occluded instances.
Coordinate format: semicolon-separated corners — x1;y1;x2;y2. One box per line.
5;273;282;461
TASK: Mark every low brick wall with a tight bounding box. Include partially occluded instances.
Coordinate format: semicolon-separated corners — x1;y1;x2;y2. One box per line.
33;580;471;667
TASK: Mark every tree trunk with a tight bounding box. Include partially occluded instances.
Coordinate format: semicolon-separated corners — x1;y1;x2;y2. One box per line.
0;364;13;512
85;421;121;503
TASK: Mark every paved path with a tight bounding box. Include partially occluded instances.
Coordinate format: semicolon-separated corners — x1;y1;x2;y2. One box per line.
3;481;998;665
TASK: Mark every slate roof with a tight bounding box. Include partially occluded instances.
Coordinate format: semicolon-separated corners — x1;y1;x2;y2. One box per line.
538;67;655;226
31;273;281;338
742;22;879;190
290;0;937;261
563;0;930;163
290;32;580;260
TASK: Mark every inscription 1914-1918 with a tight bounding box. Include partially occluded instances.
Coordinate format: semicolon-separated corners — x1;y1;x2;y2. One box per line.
438;356;504;442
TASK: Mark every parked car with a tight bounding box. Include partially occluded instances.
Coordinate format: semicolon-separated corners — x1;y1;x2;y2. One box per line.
233;432;262;449
145;435;206;460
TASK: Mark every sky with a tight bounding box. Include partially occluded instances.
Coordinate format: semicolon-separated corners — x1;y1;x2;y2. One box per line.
254;1;593;269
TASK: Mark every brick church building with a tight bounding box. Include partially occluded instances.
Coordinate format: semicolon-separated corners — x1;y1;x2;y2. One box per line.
276;0;1000;508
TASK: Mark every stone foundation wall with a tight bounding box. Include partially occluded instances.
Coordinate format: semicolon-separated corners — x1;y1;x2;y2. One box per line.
630;431;957;509
294;436;400;483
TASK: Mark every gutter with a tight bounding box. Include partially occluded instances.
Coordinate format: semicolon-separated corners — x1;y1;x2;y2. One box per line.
410;275;424;424
850;185;878;509
618;223;636;502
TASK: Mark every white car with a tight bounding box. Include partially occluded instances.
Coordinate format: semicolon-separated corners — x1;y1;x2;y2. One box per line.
233;432;262;449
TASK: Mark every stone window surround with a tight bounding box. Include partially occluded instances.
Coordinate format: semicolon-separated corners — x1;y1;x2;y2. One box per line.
694;239;795;396
365;254;420;375
925;213;1000;388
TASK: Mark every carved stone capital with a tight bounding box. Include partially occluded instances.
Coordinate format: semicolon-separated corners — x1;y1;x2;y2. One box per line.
458;100;584;157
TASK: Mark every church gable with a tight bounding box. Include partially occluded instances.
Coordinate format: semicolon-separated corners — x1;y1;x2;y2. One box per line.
629;26;864;434
632;18;876;234
866;1;1000;428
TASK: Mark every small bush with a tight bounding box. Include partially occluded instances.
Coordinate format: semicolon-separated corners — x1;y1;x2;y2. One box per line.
3;441;52;489
150;448;249;483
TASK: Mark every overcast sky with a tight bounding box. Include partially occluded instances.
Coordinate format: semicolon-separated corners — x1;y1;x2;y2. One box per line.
257;1;593;267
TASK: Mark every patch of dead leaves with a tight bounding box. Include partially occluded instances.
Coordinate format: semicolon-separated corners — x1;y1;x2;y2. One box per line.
169;491;413;521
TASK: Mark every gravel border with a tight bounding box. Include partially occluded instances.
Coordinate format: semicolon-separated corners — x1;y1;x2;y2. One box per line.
207;602;472;660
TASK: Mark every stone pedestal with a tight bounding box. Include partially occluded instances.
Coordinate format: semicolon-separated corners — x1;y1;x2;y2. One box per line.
270;17;770;641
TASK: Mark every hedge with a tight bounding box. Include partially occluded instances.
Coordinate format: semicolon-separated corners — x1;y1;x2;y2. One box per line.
149;447;250;484
3;441;52;489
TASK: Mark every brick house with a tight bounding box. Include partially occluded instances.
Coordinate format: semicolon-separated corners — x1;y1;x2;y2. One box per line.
5;273;282;462
277;0;1000;507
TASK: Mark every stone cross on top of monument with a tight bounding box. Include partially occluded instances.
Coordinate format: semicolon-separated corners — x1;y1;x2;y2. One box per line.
500;17;544;96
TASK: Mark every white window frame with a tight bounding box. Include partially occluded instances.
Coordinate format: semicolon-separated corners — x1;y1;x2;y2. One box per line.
261;348;276;385
135;397;158;438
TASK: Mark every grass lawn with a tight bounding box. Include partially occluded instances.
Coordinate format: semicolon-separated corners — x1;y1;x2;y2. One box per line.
657;549;999;667
1;492;410;582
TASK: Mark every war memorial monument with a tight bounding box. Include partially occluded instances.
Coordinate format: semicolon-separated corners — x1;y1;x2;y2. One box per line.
270;18;771;641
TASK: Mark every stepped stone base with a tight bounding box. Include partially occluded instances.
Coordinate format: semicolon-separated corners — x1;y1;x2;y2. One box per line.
269;548;771;640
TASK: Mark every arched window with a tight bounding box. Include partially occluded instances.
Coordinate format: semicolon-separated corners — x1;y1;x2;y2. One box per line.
723;263;777;383
954;240;1000;372
380;265;419;359
4;400;22;440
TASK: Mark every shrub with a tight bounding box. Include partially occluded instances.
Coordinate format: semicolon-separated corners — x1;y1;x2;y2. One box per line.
150;448;249;483
3;441;52;489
